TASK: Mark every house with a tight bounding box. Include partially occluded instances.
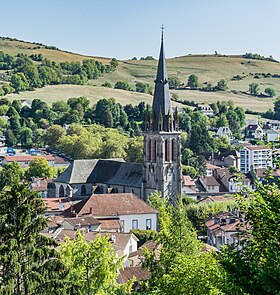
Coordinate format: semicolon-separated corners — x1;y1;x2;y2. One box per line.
2;154;55;168
244;124;264;141
20;99;32;108
262;119;280;131
182;175;196;194
128;240;160;267
265;129;280;142
43;198;72;216
199;175;220;193
204;150;240;170
206;163;221;176
62;216;101;231
216;126;232;139
214;167;254;193
198;104;214;116
240;145;272;173
51;159;143;199
62;193;158;233
31;178;53;198
205;211;250;250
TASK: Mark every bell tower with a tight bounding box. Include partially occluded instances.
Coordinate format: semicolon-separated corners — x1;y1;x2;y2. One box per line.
142;28;181;201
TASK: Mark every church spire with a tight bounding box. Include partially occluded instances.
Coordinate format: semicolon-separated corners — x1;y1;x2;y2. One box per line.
152;26;174;132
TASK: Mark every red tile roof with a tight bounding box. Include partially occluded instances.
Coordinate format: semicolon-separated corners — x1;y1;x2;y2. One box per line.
245;145;270;151
43;198;71;212
63;193;158;217
31;178;53;192
4;155;54;162
182;175;195;186
99;219;122;231
119;267;149;284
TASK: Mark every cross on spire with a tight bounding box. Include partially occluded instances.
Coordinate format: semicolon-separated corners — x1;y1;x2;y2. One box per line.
161;24;165;40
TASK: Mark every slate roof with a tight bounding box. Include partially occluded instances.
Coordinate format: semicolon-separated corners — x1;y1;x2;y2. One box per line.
152;33;173;132
63;193;158;217
54;159;142;187
55;159;99;183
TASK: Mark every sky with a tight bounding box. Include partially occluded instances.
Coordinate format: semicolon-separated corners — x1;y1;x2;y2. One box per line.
2;0;280;60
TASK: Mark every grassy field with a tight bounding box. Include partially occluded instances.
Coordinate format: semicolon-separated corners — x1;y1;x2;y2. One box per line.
6;84;184;108
0;37;110;63
1;37;280;112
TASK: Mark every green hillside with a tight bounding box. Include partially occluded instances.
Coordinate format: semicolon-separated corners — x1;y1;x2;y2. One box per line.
1;37;280;112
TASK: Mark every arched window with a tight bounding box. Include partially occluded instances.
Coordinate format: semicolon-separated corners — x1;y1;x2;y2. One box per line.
148;139;151;161
172;139;175;161
81;184;87;196
165;140;169;162
111;187;118;193
153;140;157;162
59;185;65;198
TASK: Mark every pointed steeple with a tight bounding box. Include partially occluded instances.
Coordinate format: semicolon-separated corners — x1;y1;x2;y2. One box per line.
152;28;174;132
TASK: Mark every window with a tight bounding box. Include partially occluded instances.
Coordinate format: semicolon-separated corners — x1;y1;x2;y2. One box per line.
171;139;175;161
148;139;151;161
132;219;138;229
120;220;124;232
165;140;169;162
146;219;152;230
153;140;157;161
59;185;65;197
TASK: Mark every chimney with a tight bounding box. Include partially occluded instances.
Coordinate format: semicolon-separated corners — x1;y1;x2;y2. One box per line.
89;207;93;215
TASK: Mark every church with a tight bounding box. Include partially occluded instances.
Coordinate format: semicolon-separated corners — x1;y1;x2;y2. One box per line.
49;32;182;201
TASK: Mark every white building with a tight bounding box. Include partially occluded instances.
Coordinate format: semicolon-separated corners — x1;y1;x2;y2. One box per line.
216;126;232;139
265;130;280;142
240;145;272;173
198;104;214;116
62;193;158;233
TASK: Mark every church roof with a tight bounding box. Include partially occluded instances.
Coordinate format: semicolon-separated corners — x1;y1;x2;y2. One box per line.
55;159;142;187
152;32;173;132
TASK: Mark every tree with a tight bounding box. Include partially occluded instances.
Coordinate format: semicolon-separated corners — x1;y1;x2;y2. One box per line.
126;136;143;163
274;98;280;120
0;162;24;190
60;231;132;294
168;76;181;88
19;127;33;148
26;157;53;180
0;181;64;294
142;193;231;294
5;129;17;147
215;79;227;91
249;83;260;96
187;74;198;89
135;82;151;93
11;100;22;113
220;174;280;294
114;81;132;91
10;72;29;92
109;57;119;69
43;125;66;150
265;87;276;97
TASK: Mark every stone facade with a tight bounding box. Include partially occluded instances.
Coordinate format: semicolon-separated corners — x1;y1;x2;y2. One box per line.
142;33;181;201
